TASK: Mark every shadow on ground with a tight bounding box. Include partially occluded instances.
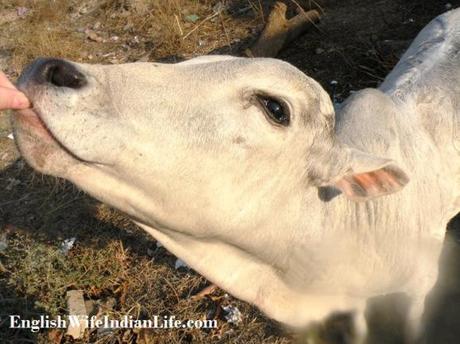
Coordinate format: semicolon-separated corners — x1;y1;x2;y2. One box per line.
0;159;158;256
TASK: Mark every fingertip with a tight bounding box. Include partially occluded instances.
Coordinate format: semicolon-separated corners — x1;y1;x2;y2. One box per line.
13;93;31;109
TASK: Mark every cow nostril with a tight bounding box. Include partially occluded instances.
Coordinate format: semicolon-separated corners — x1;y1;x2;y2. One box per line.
22;58;88;89
47;63;87;89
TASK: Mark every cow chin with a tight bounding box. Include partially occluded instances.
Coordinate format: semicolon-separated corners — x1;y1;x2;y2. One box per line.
12;108;79;177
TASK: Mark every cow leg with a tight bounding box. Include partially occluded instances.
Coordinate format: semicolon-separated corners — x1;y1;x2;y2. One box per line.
355;309;368;344
406;252;442;343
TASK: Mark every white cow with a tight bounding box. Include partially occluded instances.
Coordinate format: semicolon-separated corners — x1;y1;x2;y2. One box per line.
11;8;460;342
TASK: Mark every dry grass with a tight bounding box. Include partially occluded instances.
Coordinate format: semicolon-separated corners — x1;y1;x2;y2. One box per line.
1;0;266;76
4;236;128;316
2;0;87;73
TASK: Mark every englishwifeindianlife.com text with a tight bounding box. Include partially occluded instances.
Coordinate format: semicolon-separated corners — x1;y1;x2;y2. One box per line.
9;314;218;333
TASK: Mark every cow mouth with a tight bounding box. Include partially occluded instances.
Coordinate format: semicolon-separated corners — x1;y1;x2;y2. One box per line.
15;107;54;141
13;106;91;167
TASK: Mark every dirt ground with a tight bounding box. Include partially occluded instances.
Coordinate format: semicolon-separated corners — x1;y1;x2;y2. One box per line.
1;1;460;343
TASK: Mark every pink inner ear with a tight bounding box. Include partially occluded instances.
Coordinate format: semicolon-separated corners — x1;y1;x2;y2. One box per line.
334;167;409;201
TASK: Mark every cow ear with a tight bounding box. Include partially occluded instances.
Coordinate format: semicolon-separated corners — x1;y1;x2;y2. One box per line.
324;149;409;202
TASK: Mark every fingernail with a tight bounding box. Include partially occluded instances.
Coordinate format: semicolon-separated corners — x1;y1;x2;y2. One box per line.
14;93;30;108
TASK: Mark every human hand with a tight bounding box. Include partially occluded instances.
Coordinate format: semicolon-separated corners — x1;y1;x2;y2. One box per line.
0;71;30;110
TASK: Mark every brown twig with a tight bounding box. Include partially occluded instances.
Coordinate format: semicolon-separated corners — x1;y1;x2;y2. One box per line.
246;2;321;58
190;284;218;301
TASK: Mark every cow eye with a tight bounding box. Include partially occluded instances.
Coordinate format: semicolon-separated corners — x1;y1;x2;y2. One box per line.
257;96;290;126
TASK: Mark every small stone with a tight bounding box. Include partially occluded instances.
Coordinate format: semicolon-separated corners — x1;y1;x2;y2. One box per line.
16;7;29;18
66;290;88;339
17;160;25;170
137;54;150;62
5;178;20;191
185;14;200;23
222;305;242;324
0;239;7;253
99;297;116;311
175;258;188;269
85;29;104;42
446;3;452;10
123;23;133;31
213;2;227;13
60;237;76;255
315;47;324;54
